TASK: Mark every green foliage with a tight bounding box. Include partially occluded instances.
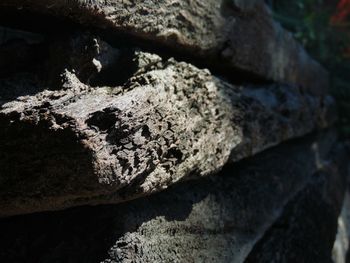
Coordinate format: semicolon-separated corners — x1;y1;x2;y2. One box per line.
272;0;350;137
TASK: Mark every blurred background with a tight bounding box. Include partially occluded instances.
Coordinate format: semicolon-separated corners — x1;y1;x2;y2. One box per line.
271;0;350;137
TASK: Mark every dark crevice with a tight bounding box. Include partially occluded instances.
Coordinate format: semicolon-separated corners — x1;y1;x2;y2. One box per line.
89;48;139;87
0;7;273;89
86;108;120;132
99;30;273;86
0;8;86;35
165;148;183;163
141;125;151;139
0;38;45;78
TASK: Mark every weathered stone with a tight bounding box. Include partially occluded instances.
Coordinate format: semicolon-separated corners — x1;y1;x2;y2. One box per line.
0;1;343;261
0;132;346;262
0;0;328;95
245;143;349;263
0;33;335;217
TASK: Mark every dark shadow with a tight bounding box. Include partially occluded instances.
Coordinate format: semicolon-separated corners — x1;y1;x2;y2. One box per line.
0;118;100;211
89;48;139;88
0;26;48;105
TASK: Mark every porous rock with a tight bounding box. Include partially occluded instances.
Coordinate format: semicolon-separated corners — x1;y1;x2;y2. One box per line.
0;34;336;217
0;2;345;262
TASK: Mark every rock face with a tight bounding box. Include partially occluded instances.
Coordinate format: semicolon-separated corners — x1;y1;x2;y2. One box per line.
0;0;327;95
0;132;347;263
0;34;335;217
246;144;348;263
0;0;348;262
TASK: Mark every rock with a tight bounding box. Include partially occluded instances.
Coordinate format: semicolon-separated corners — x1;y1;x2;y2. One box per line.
333;189;350;263
0;0;328;95
0;132;346;262
245;143;349;263
0;0;344;261
0;34;335;217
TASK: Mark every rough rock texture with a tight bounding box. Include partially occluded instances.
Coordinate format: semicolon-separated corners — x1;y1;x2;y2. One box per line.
0;0;328;95
0;1;346;261
245;143;349;263
0;33;336;217
0;132;347;263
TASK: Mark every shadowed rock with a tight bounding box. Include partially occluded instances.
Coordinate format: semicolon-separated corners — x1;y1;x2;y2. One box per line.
0;0;328;95
245;143;348;263
0;132;346;262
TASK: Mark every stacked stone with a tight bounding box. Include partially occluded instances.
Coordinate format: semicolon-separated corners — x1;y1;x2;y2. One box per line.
0;0;348;262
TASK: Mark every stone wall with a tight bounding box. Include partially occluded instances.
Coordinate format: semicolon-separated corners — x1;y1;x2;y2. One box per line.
0;1;348;262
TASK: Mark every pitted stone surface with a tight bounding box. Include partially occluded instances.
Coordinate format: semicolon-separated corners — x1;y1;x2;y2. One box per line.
0;35;336;216
0;3;345;262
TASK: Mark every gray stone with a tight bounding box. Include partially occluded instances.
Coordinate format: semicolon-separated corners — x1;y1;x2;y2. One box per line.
245;143;349;263
0;34;335;217
0;1;343;262
0;132;346;262
0;0;328;95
